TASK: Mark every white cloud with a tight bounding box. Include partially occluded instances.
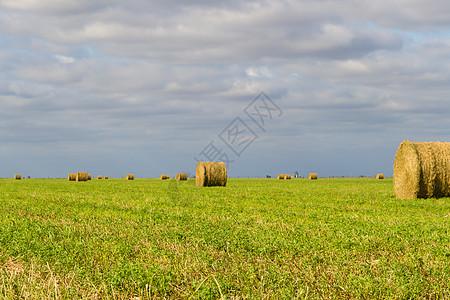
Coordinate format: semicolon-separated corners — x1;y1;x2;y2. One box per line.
246;66;272;78
54;54;75;64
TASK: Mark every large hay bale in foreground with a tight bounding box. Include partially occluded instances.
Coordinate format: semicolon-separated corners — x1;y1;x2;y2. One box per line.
308;173;318;180
175;173;187;180
393;140;450;199
376;174;384;179
160;175;170;180
76;172;89;182
277;174;284;180
196;162;227;187
126;174;134;180
97;175;102;179
285;174;292;180
14;174;21;180
68;173;76;181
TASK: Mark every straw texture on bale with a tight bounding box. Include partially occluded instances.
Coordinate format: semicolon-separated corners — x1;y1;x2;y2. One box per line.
126;174;135;180
393;140;450;199
175;173;187;180
277;174;285;179
88;174;92;180
68;173;76;181
104;176;109;179
97;176;102;179
76;172;89;182
308;173;318;180
160;175;170;180
14;174;21;180
376;174;384;179
196;161;227;187
284;174;292;180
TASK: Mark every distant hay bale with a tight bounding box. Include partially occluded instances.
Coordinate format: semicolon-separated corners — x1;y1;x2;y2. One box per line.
308;173;318;180
196;161;227;187
284;174;292;180
277;174;285;179
76;172;88;182
160;175;170;180
88;174;92;180
126;174;135;180
394;140;450;199
376;174;384;179
14;174;21;180
68;173;76;181
104;176;109;179
175;173;187;180
97;176;102;179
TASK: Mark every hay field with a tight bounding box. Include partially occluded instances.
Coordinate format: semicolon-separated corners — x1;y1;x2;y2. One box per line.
0;178;448;298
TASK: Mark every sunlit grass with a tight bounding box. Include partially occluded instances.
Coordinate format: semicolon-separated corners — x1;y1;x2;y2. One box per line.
0;178;448;298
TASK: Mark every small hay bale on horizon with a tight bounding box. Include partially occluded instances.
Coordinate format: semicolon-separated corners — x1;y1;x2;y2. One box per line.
284;174;292;180
97;175;102;179
104;176;109;179
160;175;170;180
126;174;135;180
88;174;92;180
308;173;318;180
196;161;227;187
68;173;76;181
376;174;384;179
76;172;89;182
175;173;187;180
277;174;285;179
14;174;21;180
393;140;450;199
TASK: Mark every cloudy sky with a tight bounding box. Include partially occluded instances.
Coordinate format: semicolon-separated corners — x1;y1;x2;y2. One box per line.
1;0;450;178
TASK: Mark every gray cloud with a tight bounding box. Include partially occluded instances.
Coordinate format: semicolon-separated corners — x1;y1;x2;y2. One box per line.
1;0;450;177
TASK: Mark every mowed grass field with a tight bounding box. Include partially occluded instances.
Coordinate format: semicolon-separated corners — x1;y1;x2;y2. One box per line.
0;178;448;299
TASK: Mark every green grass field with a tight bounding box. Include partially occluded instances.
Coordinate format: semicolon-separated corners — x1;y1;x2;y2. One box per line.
0;178;448;299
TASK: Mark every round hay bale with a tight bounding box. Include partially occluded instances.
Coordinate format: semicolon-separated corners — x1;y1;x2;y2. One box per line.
88;174;92;180
97;175;102;179
284;174;292;180
393;140;450;199
308;173;318;180
68;173;76;181
104;176;109;179
277;174;285;179
376;174;384;179
196;161;227;187
175;173;187;180
14;174;21;180
160;175;170;180
76;172;88;182
126;174;135;180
